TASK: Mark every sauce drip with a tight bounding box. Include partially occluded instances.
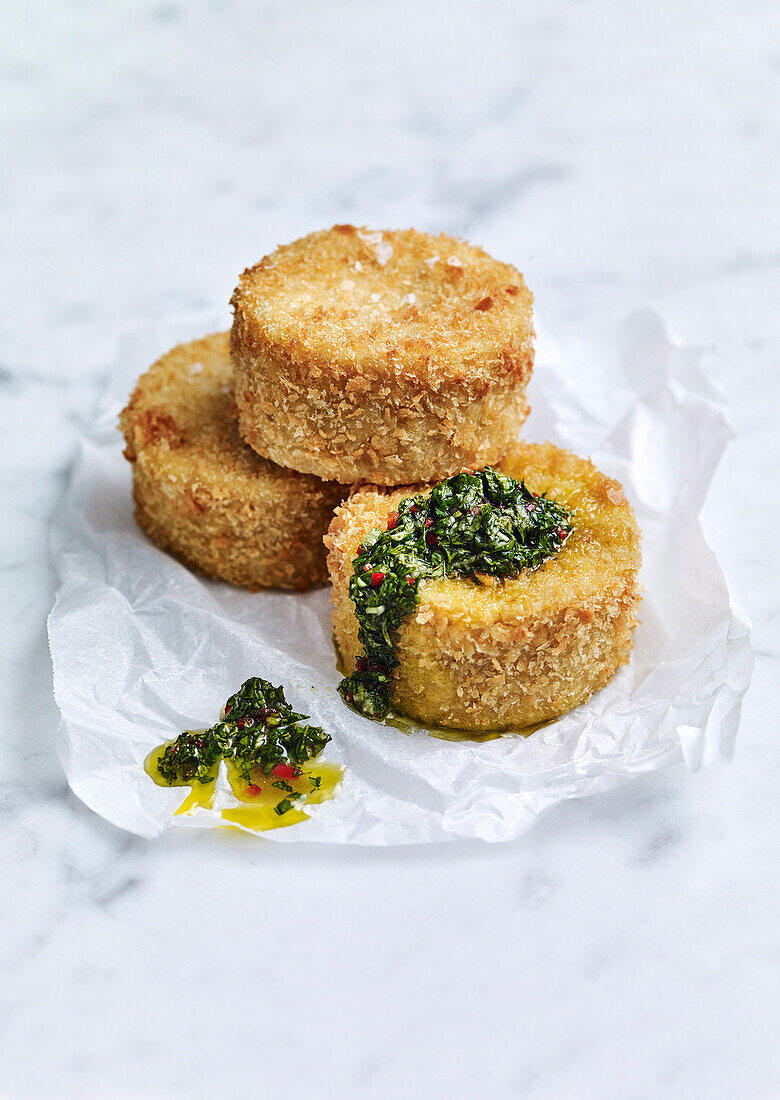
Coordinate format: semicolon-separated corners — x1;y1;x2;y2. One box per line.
384;713;554;742
145;737;218;813
221;761;343;831
145;741;343;831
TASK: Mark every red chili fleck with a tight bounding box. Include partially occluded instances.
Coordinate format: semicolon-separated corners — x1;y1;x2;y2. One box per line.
557;527;569;539
531;491;539;498
223;703;232;716
426;532;437;546
371;571;385;586
273;763;301;780
425;517;433;528
363;564;372;572
409;504;418;515
406;575;415;586
346;692;354;703
356;656;367;671
387;511;398;530
246;784;262;796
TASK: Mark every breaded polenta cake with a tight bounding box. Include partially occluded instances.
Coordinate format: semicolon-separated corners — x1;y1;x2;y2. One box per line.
231;225;534;485
120;333;346;591
326;443;641;730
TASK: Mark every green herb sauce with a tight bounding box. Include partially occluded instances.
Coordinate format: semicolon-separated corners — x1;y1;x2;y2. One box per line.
154;677;331;816
338;467;572;720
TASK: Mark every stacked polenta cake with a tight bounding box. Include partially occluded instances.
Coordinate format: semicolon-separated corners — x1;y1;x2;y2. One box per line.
121;226;641;730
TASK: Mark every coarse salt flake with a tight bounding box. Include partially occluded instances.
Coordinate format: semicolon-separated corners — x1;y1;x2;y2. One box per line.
358;229;394;266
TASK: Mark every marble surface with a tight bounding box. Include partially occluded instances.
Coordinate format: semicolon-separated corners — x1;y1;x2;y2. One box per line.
1;2;778;1097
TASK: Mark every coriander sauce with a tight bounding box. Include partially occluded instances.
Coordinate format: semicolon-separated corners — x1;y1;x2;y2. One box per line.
145;677;343;831
339;467;572;721
145;736;218;813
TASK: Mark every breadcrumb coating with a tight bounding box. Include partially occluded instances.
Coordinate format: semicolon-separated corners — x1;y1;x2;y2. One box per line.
119;333;346;591
231;225;534;484
326;442;642;730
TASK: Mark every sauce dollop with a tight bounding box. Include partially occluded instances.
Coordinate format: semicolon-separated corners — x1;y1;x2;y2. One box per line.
146;677;342;830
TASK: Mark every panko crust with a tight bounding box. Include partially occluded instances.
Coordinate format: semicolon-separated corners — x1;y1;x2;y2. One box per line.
325;442;642;730
119;332;347;591
231;225;534;484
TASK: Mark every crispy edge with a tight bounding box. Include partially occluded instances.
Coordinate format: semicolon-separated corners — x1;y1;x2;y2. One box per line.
119;332;347;590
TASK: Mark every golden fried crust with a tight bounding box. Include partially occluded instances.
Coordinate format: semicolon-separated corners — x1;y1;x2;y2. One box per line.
119;333;347;591
325;443;642;730
231;225;534;484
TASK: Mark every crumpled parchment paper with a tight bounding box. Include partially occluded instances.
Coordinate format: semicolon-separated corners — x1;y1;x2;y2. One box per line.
47;310;753;843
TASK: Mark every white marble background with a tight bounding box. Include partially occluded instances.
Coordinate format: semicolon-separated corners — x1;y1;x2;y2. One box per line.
1;2;778;1098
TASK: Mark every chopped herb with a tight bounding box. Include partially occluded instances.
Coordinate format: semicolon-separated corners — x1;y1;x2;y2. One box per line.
272;779;294;793
156;677;330;785
274;798;295;816
339;466;572;720
309;775;322;790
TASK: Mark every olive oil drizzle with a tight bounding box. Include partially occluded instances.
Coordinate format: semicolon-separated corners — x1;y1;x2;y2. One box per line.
383;713;554;742
221;761;343;832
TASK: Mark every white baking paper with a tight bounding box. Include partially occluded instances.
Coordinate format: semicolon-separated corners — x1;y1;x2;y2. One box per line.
47;309;753;843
